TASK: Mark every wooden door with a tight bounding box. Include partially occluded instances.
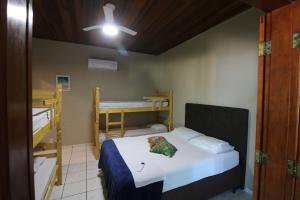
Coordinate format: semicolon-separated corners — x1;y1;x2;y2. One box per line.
294;2;300;198
0;0;34;199
254;2;300;200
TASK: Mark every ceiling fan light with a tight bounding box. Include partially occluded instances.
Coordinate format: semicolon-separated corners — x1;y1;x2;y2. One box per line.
102;24;119;36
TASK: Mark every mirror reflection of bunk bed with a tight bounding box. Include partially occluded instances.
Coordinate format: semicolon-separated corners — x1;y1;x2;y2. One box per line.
32;85;62;200
93;86;173;158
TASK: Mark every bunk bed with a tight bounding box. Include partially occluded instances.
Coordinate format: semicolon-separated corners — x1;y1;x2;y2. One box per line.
32;85;63;200
93;86;173;158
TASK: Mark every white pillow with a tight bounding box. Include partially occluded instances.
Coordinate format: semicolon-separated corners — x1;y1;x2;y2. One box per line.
150;124;167;132
172;127;204;141
189;136;234;154
34;157;46;173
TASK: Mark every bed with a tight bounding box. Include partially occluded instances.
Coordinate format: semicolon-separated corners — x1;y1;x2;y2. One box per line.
93;87;173;159
34;158;57;200
32;85;63;199
32;108;53;132
98;103;249;200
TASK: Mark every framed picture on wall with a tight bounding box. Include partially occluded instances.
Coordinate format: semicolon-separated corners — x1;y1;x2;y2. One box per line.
56;75;71;91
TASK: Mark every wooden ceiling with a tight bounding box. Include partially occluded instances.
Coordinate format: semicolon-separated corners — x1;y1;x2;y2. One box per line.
32;0;288;55
240;0;293;12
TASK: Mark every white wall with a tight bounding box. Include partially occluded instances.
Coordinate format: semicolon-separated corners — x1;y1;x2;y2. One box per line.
158;8;263;190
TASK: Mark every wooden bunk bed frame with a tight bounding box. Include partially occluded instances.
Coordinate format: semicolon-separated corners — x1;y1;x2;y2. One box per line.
32;85;63;200
93;86;173;158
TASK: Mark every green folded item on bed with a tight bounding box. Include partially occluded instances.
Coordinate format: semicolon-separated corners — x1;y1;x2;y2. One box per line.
148;136;177;157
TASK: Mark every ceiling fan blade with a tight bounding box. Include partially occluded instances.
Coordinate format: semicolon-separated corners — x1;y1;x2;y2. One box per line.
103;3;115;23
118;26;137;36
82;25;102;31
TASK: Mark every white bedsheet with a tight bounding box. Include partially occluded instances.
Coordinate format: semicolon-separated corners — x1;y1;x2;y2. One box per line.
32;108;51;132
99;101;168;108
113;132;239;192
34;158;57;200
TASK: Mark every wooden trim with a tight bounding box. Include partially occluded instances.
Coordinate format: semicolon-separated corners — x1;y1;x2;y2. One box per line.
26;0;35;198
142;96;168;101
100;106;170;113
0;1;9;197
0;0;34;199
55;84;63;185
253;14;267;200
43;165;58;200
32;90;56;99
33;122;52;148
259;12;272;200
168;90;174;131
33;149;57;158
286;2;300;199
94;87;100;159
108;121;122;126
105;112;109;133
121;111;125;136
32;85;63;189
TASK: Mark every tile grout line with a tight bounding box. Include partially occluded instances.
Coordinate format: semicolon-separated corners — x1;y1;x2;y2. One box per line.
60;145;73;200
86;143;88;200
60;192;86;200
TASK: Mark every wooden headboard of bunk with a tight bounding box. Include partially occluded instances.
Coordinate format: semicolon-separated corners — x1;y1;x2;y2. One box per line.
185;103;249;188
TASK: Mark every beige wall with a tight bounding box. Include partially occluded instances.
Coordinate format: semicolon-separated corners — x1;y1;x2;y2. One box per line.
32;39;160;145
158;9;263;190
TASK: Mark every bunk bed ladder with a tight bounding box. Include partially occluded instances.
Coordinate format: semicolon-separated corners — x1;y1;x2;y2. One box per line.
94;87;100;159
105;111;125;137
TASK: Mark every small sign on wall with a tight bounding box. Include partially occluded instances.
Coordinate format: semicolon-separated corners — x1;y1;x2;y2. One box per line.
56;75;71;91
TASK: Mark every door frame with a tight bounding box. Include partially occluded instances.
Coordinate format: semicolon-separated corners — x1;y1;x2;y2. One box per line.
0;0;34;199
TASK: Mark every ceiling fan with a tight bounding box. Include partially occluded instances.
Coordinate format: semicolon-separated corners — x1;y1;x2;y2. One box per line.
82;3;137;37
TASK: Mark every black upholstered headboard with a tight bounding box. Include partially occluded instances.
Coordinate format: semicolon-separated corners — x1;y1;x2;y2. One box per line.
185;103;249;187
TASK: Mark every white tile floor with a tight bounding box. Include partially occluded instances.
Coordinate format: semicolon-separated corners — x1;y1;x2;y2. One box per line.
50;143;251;200
50;143;104;200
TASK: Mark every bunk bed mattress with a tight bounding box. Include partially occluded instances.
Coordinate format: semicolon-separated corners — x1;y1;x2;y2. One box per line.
124;128;165;137
32;108;51;132
99;101;168;108
34;158;57;200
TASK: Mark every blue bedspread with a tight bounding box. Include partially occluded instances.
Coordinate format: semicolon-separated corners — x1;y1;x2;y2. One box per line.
98;139;163;200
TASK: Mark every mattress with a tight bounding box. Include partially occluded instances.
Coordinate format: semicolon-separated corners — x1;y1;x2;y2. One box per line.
99;128;165;144
32;108;52;132
34;158;57;200
99;101;168;108
124;128;163;137
113;132;239;192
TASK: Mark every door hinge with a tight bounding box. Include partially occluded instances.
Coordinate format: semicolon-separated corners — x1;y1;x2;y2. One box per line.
293;32;300;48
255;150;268;165
287;160;300;178
258;41;272;56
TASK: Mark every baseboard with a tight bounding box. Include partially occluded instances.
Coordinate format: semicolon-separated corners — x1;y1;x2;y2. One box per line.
244;188;253;195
